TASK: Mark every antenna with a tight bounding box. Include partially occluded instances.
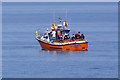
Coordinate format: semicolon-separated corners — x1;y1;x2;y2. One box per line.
66;9;67;21
50;20;51;27
53;9;55;23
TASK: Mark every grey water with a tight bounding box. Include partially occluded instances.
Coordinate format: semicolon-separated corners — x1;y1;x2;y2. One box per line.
2;2;118;78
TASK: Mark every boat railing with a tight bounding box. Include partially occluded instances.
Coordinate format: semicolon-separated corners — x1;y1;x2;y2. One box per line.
55;39;84;43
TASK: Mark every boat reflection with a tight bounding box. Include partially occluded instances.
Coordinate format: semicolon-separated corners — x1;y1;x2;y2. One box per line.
37;49;87;55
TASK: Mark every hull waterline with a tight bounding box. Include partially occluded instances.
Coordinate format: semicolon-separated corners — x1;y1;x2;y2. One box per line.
37;40;88;51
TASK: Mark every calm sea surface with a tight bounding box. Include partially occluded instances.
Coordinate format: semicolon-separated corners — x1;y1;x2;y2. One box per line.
2;2;118;78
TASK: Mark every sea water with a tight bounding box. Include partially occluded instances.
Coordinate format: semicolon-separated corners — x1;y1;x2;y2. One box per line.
2;2;118;78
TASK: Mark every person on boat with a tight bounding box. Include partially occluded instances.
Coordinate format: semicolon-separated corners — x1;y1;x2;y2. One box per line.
75;32;80;39
75;32;78;39
71;34;76;40
67;31;70;39
80;34;85;40
58;32;61;39
51;30;56;42
64;34;68;40
64;31;70;39
62;33;64;40
77;32;81;39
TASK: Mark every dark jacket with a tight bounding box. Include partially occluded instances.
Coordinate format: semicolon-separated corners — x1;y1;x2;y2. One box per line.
75;34;78;39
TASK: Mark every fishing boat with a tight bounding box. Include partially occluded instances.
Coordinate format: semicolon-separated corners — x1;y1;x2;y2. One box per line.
35;17;88;51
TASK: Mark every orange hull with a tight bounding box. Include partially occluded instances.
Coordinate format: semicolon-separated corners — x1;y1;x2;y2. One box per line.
38;40;88;51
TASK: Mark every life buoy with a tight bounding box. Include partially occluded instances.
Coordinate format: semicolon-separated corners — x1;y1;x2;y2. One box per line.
52;23;55;28
65;22;68;27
